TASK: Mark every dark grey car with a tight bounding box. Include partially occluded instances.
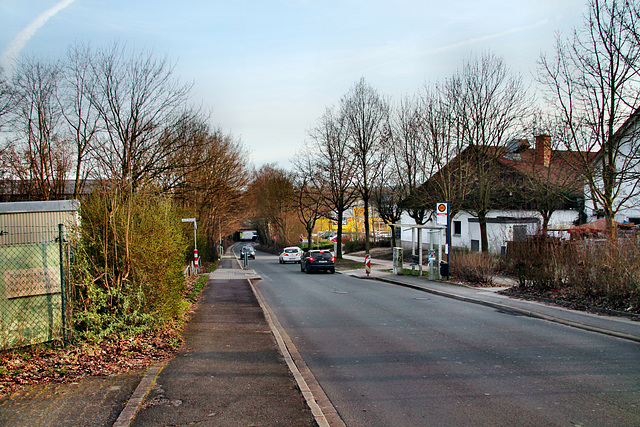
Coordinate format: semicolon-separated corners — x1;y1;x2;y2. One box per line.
301;250;335;274
240;245;256;259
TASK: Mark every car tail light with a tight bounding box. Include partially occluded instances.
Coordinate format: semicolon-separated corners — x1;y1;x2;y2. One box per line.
330;257;335;262
308;257;315;261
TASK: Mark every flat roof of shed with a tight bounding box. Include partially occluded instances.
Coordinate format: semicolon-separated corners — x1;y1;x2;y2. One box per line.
0;200;79;214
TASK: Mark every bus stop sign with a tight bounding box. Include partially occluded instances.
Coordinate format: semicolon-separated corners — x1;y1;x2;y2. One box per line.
436;203;448;226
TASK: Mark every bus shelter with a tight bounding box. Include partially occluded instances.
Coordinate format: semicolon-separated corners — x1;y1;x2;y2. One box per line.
392;223;447;279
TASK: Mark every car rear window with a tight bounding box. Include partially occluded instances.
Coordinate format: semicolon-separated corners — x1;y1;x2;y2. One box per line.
311;251;333;260
285;249;297;253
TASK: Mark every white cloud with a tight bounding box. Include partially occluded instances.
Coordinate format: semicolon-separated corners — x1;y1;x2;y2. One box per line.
1;0;76;74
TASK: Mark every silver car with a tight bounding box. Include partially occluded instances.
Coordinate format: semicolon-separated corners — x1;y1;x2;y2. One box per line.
279;246;302;264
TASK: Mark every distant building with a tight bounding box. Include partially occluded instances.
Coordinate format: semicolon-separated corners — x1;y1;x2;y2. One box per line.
0;179;97;203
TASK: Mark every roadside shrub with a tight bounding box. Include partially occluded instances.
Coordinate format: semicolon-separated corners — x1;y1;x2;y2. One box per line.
342;238;391;254
305;242;335;251
505;238;571;291
343;239;366;253
450;250;498;286
70;185;188;342
566;239;640;305
506;236;640;312
375;239;392;248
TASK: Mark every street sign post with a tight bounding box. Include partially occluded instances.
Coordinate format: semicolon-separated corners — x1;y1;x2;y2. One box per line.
182;218;198;274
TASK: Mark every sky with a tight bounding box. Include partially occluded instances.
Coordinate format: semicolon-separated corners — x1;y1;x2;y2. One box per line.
0;0;588;168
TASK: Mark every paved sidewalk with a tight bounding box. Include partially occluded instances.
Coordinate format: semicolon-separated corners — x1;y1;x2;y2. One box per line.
340;254;640;343
0;255;315;427
128;255;315;426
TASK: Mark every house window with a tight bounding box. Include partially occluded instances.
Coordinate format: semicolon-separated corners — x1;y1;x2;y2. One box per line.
453;221;462;236
453;220;462;235
471;240;480;251
513;225;527;242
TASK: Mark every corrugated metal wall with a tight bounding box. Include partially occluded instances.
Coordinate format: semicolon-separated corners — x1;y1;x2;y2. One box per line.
0;200;79;245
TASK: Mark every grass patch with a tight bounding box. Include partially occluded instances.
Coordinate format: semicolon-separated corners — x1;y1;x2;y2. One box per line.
186;274;209;303
335;258;364;270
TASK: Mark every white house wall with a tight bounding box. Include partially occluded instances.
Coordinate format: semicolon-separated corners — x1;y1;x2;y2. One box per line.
585;117;640;224
399;209;579;253
614;118;640;223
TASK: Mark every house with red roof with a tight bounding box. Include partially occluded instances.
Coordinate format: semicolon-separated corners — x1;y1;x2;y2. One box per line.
400;135;590;253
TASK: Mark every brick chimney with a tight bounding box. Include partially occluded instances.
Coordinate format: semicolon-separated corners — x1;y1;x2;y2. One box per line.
535;134;551;166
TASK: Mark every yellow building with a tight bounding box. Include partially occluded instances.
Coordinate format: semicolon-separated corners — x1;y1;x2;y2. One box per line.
314;206;391;240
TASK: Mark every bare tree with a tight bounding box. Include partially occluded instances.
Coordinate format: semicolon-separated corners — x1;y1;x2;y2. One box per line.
88;42;193;189
7;57;71;200
371;166;404;247
411;79;477;246
246;165;298;248
308;106;359;258
292;150;329;250
173;126;250;255
0;66;15;130
390;94;432;226
0;67;16;184
538;0;640;235
59;43;101;198
456;52;531;252
341;77;390;253
518;114;588;235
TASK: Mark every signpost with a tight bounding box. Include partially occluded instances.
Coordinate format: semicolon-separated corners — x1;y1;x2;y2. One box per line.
182;218;198;274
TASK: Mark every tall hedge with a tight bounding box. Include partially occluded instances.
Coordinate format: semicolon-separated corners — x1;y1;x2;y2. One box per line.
71;186;187;341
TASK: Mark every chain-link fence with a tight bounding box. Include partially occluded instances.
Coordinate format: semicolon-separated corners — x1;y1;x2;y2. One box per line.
0;225;68;350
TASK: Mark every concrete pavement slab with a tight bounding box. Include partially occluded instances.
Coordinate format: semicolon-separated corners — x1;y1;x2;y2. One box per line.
0;370;143;427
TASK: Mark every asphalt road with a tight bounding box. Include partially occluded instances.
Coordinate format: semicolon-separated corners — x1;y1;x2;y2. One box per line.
250;249;640;426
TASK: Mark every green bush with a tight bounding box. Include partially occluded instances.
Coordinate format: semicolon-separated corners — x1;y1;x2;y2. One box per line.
304;242;335;251
343;239;366;253
70;186;188;342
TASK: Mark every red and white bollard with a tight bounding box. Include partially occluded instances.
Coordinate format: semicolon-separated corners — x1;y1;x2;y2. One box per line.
365;254;371;276
194;249;199;272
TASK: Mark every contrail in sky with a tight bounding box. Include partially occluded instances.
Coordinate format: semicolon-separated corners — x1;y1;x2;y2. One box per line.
1;0;77;74
428;19;549;55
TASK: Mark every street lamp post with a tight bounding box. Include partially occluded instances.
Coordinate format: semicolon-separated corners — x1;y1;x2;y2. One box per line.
182;218;198;273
